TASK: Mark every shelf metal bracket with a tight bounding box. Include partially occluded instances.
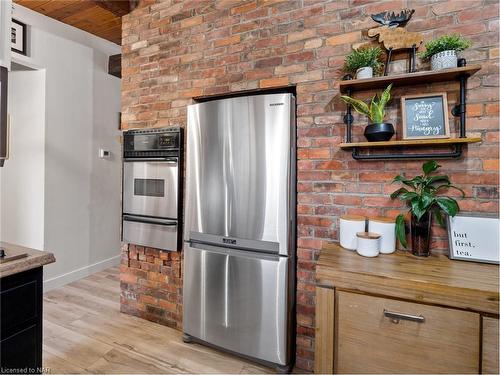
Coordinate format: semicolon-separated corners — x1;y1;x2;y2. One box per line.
342;74;354;143
351;144;463;160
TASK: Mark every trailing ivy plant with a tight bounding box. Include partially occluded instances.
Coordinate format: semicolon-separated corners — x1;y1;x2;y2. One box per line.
340;84;392;124
342;46;383;75
420;34;472;60
390;160;464;248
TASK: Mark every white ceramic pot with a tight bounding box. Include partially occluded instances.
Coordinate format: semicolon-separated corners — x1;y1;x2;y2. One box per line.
356;66;373;79
356;232;381;257
430;50;457;71
368;217;396;254
340;215;366;250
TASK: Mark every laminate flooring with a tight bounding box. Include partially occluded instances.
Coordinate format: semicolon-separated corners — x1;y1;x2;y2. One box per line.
43;267;272;374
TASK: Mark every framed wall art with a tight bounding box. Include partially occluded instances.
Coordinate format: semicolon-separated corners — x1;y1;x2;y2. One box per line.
401;92;450;140
447;213;500;264
11;19;27;56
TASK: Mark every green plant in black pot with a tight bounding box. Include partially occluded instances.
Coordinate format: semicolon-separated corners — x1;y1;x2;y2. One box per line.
420;34;472;71
340;83;394;142
342;46;383;79
391;160;464;257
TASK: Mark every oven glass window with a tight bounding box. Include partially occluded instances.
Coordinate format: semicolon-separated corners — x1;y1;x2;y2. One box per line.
134;179;164;197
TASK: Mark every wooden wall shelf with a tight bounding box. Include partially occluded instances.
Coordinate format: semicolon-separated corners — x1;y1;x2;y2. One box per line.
339;65;481;93
340;60;480;160
339;137;482;149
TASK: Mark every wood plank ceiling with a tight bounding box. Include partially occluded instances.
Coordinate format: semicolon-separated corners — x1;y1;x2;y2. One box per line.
13;0;135;45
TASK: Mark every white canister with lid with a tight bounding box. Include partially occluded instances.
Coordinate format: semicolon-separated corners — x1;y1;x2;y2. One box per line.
356;232;381;257
340;215;366;250
368;217;396;254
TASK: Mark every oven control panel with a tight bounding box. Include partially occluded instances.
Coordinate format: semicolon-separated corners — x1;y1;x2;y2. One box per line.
124;128;181;153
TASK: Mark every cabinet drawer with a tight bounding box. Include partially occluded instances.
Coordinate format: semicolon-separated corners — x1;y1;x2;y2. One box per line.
0;324;38;370
336;291;480;374
0;279;38;333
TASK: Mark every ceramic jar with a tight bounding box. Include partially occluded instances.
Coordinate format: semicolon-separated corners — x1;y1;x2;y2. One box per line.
356;232;381;257
340;215;366;250
356;66;373;79
368;217;396;254
431;50;457;71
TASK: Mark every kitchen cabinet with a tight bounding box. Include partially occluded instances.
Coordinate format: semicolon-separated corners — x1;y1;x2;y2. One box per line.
0;242;55;373
0;267;43;371
315;242;499;374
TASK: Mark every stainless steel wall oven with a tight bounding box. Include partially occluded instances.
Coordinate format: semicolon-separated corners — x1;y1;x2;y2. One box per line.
122;127;183;251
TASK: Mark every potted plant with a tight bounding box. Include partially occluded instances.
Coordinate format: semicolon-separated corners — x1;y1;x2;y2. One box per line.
342;46;383;79
391;160;464;257
420;34;472;71
340;83;394;142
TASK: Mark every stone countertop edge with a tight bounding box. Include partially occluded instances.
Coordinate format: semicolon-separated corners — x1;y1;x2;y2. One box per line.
0;242;56;278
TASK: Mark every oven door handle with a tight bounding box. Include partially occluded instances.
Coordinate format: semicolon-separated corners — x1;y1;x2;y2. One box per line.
123;215;178;226
123;157;178;163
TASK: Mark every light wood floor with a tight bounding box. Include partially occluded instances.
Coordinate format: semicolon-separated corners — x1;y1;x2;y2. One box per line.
43;267;272;374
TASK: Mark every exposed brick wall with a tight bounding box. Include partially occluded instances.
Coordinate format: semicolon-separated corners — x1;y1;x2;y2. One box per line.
120;0;499;371
121;244;183;329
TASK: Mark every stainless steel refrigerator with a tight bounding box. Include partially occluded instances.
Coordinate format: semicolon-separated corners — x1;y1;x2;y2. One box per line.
183;93;296;371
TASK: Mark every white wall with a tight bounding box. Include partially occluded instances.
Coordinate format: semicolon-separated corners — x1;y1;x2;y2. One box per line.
1;69;45;250
0;4;122;290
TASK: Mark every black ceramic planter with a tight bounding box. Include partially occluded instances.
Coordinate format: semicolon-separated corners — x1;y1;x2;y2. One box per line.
364;122;395;142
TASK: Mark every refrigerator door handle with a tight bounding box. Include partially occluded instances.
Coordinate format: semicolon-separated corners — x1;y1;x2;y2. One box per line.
187;241;285;261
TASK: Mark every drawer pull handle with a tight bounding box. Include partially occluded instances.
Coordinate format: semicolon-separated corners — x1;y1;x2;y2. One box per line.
384;309;425;324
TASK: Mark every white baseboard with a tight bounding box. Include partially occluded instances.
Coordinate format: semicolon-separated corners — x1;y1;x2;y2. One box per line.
43;255;121;292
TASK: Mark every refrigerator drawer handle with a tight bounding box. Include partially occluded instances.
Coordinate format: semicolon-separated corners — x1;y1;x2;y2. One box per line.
123;215;177;226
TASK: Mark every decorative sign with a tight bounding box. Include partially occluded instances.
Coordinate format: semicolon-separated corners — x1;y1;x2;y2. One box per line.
448;213;499;264
11;19;27;56
401;93;450;139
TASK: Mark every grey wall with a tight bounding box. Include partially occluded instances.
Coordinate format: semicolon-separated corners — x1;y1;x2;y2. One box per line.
7;4;122;289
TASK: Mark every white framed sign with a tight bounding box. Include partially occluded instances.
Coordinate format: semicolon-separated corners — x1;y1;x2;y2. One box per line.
447;213;499;264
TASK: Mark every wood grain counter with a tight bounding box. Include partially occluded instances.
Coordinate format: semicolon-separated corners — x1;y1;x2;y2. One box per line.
0;241;55;278
315;242;499;374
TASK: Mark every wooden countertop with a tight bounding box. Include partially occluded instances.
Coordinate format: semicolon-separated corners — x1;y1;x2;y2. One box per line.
0;242;55;278
317;242;499;315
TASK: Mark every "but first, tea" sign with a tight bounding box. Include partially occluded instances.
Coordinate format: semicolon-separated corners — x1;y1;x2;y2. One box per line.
448;214;499;264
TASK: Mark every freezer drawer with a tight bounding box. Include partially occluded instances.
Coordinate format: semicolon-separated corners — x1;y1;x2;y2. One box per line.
183;243;289;365
122;215;178;251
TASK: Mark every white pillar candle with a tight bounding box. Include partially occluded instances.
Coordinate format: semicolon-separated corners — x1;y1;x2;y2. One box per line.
340;215;366;250
368;217;396;254
356;232;381;257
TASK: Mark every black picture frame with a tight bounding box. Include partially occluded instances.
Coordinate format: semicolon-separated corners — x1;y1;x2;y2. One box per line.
11;19;27;56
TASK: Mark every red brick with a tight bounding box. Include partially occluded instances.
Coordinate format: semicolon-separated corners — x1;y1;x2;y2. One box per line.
298;148;330;159
483;159;499;171
284;51;314;64
255;57;282;68
287;29;316;43
214;34;241;47
432;1;479;15
231;1;257;15
325;31;360;46
259;76;289;88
